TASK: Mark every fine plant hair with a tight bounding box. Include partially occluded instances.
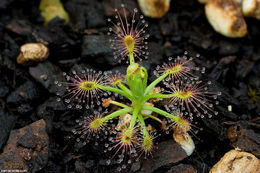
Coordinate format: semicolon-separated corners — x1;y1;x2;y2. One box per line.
56;4;221;170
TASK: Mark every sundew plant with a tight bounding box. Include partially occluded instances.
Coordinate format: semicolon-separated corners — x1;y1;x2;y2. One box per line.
57;5;221;169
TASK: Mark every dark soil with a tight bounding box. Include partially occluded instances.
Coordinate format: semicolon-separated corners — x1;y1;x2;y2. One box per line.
0;0;259;173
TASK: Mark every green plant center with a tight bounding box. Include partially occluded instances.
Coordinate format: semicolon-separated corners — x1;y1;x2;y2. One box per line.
121;129;133;144
143;135;152;150
166;64;182;74
90;118;103;129
174;91;192;100
175;117;191;132
79;81;98;91
127;63;139;75
124;35;135;54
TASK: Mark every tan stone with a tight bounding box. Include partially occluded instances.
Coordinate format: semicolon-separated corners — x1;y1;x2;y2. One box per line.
242;0;260;19
205;0;247;37
210;149;260;173
138;0;170;18
173;129;195;156
116;113;132;131
17;43;49;65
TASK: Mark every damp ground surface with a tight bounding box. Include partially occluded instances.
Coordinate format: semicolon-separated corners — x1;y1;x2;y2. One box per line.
0;0;260;173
